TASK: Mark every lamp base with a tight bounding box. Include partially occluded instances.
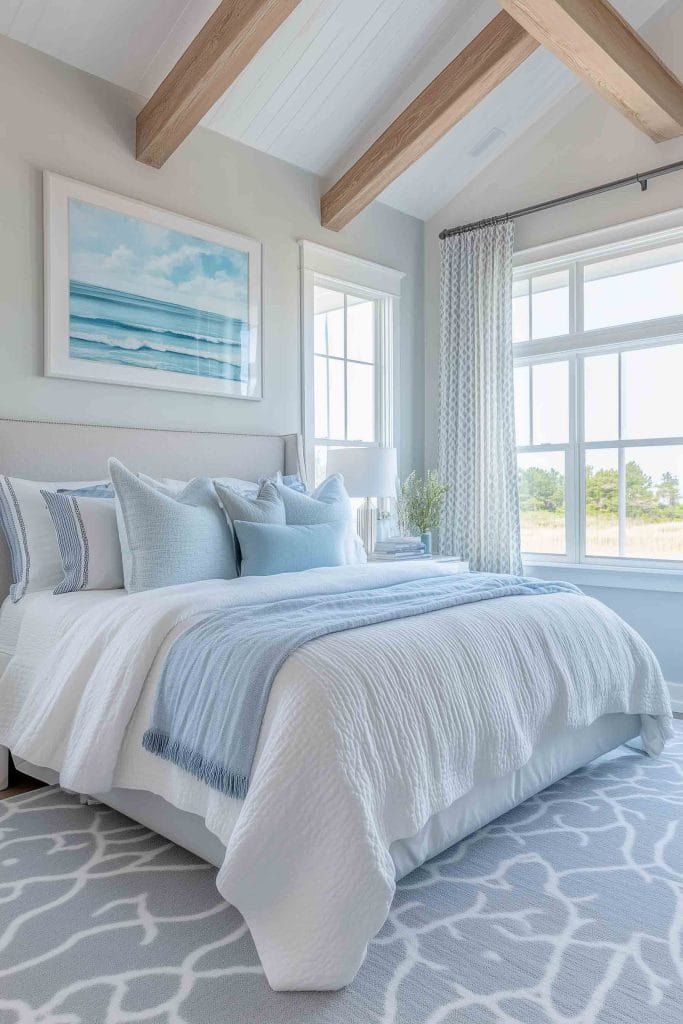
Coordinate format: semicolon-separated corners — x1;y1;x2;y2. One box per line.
357;498;376;556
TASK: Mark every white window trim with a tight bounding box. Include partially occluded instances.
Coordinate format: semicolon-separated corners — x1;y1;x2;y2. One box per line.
299;241;403;479
513;212;683;581
513;205;683;270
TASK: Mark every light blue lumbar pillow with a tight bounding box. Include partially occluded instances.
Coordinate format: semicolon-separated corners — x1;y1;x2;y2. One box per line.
234;520;347;577
274;473;366;564
109;458;237;593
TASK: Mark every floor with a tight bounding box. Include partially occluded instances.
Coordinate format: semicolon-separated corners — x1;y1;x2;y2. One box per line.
3;729;682;1023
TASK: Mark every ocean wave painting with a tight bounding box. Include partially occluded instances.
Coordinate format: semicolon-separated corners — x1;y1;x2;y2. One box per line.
69;281;248;382
53;190;261;397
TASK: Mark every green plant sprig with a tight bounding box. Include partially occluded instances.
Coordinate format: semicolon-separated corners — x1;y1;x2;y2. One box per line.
397;470;448;536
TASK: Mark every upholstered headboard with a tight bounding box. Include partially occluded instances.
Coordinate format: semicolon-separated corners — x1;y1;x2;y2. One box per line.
0;417;306;604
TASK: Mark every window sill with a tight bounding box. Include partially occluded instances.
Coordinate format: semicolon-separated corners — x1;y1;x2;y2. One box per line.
522;561;683;593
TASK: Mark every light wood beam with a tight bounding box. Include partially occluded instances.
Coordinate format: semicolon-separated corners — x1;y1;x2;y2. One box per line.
321;12;538;231
137;0;301;168
498;0;683;143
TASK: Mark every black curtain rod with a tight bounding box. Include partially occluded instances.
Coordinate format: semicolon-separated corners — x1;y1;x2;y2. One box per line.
438;158;683;240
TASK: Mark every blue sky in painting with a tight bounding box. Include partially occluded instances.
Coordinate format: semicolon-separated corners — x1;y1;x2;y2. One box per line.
68;199;249;320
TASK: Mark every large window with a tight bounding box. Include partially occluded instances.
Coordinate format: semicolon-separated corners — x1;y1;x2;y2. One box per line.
514;230;683;569
300;242;401;486
313;285;379;483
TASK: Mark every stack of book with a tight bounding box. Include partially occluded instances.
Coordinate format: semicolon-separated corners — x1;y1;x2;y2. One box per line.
371;537;429;561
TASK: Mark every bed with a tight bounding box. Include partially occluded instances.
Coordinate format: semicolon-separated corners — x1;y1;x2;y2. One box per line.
0;417;673;992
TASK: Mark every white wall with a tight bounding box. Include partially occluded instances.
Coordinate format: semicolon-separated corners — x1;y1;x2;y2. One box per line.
423;1;683;691
0;34;425;478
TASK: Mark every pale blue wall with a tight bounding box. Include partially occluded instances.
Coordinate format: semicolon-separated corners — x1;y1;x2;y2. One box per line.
0;35;425;480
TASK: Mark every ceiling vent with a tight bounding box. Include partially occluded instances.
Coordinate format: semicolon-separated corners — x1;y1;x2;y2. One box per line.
469;127;505;158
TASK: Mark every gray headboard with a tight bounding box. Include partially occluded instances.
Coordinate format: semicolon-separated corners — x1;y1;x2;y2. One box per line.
0;417;306;604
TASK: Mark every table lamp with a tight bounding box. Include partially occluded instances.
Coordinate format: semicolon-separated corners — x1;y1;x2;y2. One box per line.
326;446;397;555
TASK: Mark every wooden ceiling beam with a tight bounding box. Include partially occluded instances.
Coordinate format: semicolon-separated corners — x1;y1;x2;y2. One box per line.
320;11;539;232
498;0;683;143
137;0;301;168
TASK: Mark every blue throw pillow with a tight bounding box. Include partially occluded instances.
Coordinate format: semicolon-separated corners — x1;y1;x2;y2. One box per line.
214;479;285;568
274;473;365;564
109;458;237;593
58;483;115;499
234;520;347;577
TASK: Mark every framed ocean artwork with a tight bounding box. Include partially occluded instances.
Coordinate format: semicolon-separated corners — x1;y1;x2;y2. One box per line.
44;172;262;399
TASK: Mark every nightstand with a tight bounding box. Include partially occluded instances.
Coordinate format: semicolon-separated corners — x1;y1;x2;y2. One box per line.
368;555;469;571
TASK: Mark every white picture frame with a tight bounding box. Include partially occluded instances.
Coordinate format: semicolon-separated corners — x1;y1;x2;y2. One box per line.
44;172;262;400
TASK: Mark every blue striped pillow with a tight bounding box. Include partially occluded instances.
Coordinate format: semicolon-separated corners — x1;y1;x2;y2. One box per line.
41;490;123;593
0;476;109;601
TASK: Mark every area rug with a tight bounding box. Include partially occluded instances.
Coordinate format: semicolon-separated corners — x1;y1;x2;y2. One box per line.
1;724;681;1024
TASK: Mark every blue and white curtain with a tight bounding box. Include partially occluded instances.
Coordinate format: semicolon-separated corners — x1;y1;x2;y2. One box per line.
438;219;522;575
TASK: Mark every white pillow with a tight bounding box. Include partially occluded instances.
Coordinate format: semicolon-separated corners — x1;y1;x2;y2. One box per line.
42;490;123;593
0;476;107;602
139;473;258;496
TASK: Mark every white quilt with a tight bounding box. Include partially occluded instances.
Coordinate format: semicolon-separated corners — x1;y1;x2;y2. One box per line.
0;562;673;990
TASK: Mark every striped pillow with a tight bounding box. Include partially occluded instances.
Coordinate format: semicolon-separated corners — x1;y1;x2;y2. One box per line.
41;491;123;593
0;475;108;602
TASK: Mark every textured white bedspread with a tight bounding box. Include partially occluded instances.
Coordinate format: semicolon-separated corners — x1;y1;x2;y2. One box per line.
0;562;673;990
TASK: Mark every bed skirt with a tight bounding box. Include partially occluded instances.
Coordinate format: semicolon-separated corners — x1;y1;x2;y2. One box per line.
9;712;640;881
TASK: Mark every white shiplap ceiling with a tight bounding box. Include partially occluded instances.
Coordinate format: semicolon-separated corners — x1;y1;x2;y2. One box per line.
0;0;676;221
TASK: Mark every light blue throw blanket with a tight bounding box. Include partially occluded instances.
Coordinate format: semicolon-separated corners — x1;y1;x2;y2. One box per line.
143;572;580;799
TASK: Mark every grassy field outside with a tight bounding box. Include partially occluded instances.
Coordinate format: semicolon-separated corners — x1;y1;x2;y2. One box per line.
521;511;683;560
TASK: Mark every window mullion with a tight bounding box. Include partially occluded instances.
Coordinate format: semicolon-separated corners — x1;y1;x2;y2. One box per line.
618;446;626;558
617;352;625;558
574;262;584;334
325;353;331;441
567;353;580;564
343;294;348;442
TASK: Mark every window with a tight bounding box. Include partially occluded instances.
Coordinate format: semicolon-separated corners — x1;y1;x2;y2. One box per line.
300;242;402;486
514;229;683;569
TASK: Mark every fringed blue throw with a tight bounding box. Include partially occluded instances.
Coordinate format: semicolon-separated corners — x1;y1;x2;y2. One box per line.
143;572;580;799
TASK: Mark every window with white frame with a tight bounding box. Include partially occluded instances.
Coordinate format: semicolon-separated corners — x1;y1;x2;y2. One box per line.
300;242;402;487
514;229;683;569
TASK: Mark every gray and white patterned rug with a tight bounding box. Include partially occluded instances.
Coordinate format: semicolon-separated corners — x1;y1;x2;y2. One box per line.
1;724;682;1024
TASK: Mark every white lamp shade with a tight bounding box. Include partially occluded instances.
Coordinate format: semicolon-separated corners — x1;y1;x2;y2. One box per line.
326;446;397;498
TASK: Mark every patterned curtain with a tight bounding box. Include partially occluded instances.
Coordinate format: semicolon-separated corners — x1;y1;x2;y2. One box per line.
438;219;522;574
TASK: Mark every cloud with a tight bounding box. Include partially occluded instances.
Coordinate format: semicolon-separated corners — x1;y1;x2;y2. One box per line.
69;198;250;320
103;244;135;272
146;244;205;282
